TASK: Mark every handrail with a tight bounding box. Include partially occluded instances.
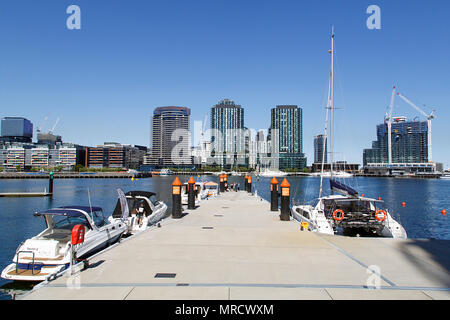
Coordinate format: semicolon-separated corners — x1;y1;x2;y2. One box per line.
16;250;36;275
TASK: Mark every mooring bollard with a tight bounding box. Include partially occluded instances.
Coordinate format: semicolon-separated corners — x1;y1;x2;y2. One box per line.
172;177;182;218
220;174;225;193
49;171;54;196
188;176;196;210
280;178;290;221
247;175;252;193
270;177;279;211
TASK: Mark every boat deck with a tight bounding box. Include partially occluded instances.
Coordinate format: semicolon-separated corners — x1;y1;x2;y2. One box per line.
22;191;450;300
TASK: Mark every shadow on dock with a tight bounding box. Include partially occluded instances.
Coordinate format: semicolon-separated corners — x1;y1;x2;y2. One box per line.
400;239;450;288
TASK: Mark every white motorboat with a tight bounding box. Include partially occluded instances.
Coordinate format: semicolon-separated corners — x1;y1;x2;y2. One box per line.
181;181;209;205
159;169;173;176
310;171;353;178
204;181;219;198
1;206;127;282
109;190;168;235
291;28;406;239
259;169;288;177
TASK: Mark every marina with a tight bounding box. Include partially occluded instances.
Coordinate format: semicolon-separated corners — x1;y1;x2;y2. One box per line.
18;190;449;300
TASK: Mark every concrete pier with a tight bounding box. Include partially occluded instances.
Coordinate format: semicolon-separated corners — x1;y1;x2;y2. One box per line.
22;191;450;300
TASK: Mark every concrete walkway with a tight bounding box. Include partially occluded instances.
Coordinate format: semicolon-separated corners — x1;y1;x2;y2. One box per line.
23;191;450;300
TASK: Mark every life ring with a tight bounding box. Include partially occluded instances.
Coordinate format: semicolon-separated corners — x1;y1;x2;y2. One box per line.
333;209;345;221
375;209;387;222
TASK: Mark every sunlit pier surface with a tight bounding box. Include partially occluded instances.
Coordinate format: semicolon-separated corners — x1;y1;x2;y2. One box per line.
22;191;449;300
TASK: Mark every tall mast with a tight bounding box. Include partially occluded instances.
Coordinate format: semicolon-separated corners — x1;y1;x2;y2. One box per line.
329;27;335;184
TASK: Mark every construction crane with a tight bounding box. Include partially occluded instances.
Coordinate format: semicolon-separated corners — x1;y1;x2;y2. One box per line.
37;115;49;133
384;86;396;165
49;117;60;135
397;92;435;162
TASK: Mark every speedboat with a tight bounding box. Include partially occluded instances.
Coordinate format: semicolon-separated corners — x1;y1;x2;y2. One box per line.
109;191;167;235
181;182;209;205
204;181;219;198
1;206;127;282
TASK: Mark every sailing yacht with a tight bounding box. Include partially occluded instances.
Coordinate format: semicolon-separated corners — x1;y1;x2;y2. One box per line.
291;29;407;239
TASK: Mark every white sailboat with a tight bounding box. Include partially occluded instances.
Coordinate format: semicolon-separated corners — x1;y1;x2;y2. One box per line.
291;29;407;239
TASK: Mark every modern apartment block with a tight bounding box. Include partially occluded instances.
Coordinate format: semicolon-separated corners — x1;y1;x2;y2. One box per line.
209;99;246;168
150;106;191;167
269;105;306;170
363;117;434;173
86;142;146;169
314;134;327;164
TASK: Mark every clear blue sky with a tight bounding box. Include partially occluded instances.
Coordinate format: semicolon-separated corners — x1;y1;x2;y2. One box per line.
0;0;449;167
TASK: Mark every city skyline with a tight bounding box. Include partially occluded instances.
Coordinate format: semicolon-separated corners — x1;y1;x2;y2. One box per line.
0;1;449;168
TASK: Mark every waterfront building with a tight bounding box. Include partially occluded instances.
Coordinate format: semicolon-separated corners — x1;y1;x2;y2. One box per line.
0;117;33;143
314;134;327;164
5;147;25;170
363;117;433;173
86;142;144;169
209;99;246;168
268;105;306;170
30;147;49;167
150;106;191;167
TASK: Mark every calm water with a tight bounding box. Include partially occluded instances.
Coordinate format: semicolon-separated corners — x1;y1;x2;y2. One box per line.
0;175;449;299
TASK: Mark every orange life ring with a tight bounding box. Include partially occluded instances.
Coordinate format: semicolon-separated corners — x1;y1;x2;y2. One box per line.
375;209;387;222
333;209;345;221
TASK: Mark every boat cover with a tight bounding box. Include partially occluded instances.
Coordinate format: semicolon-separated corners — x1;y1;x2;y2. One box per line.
330;179;358;197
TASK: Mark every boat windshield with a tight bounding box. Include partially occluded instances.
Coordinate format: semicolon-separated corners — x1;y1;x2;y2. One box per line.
149;195;159;206
50;214;91;230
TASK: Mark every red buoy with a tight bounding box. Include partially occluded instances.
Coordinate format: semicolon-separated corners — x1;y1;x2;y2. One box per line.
402;202;406;208
442;209;447;216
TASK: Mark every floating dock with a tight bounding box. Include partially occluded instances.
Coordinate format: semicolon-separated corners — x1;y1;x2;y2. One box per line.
22;191;449;300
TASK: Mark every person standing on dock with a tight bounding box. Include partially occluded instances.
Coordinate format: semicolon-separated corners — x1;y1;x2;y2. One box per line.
135;202;146;227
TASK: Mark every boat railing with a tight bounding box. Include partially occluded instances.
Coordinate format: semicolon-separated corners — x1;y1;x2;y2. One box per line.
16;250;39;275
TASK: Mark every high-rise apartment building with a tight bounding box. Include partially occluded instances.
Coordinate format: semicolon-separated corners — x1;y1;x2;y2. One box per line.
363;117;429;166
150;106;191;167
269;105;306;170
209;99;245;167
314;134;327;164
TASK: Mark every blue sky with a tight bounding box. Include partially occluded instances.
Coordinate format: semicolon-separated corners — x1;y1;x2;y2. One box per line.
0;0;449;167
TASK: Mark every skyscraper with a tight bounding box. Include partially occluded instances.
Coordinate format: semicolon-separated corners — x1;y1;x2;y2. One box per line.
209;99;245;167
150;106;191;167
269;105;306;170
314;134;327;164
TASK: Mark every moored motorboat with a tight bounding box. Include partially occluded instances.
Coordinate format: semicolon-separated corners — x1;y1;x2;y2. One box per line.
109;190;167;235
181;181;209;205
1;206;126;282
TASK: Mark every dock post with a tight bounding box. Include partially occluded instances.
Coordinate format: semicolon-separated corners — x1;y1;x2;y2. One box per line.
188;176;196;210
172;177;182;218
223;174;228;191
48;171;54;197
220;174;225;193
247;175;252;193
270;177;279;211
280;178;290;221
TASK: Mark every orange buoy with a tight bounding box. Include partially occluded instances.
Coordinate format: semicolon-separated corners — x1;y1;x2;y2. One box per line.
442;209;447;216
378;197;382;200
361;194;365;197
402;202;406;207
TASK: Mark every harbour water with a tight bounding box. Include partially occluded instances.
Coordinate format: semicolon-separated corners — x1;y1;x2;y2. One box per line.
0;176;449;299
